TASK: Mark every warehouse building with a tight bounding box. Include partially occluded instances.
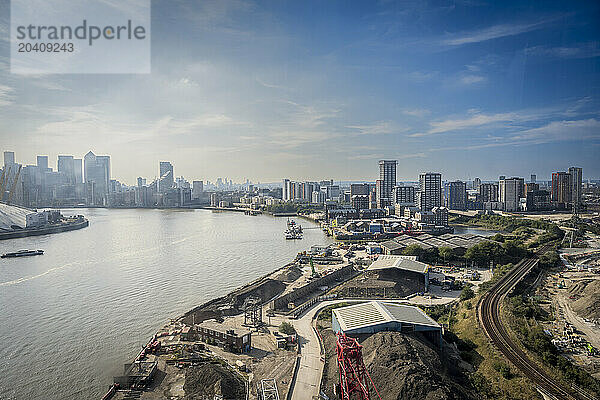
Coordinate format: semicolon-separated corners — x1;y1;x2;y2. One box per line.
332;301;442;347
367;255;430;291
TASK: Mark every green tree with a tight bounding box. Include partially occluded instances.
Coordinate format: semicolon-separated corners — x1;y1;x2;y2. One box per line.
279;322;296;335
439;246;453;264
465;241;505;266
403;244;424;259
460;284;475;301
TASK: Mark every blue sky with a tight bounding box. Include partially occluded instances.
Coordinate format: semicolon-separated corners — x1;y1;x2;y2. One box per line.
0;0;599;184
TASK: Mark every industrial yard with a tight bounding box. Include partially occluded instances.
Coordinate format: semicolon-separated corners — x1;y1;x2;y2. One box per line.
536;246;600;380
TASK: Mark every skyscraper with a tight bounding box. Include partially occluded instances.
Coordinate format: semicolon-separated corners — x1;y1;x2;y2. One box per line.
378;160;397;208
551;172;571;204
447;181;467;210
3;151;15;168
479;183;499;202
73;159;83;184
36;155;49;171
192;181;204;199
568;167;582;212
499;177;524;211
159;162;174;193
58;155;75;184
282;179;290;201
84;151;111;205
418;172;442;211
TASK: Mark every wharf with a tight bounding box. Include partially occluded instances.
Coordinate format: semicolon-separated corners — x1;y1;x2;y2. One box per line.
0;218;89;240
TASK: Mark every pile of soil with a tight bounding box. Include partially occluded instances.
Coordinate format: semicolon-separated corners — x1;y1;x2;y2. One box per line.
183;363;246;399
333;269;425;299
569;279;600;320
321;330;475;400
274;264;303;282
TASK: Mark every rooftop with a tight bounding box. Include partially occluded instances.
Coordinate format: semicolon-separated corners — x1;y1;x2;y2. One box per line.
367;255;428;274
333;301;440;332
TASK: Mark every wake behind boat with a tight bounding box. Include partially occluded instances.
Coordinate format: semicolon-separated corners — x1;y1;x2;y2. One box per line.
1;249;44;258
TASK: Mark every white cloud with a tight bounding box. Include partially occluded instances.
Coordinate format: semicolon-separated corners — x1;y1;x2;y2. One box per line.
0;84;14;107
524;43;600;59
345;120;401;135
459;74;486;85
441;18;557;46
405;71;438;82
510;118;600;142
402;108;430;117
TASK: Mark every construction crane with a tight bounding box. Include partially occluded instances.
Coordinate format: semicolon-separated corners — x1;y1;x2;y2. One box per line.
336;333;382;400
6;164;22;205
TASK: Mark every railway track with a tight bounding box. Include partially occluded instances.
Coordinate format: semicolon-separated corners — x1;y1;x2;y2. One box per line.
477;254;598;400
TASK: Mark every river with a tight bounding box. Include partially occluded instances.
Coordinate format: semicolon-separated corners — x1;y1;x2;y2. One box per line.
0;208;331;400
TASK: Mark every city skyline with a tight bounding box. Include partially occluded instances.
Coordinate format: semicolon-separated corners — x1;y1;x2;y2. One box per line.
1;149;595;186
1;1;599;182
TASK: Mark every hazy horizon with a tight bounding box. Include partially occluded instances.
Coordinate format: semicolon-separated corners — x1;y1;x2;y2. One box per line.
1;0;599;184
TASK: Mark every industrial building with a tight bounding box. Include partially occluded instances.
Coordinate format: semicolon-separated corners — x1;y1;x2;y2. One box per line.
367;255;430;291
332;301;442;346
380;233;491;256
182;320;252;353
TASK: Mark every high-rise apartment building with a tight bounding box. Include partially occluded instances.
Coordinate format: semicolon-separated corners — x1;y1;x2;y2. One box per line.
159;161;174;193
350;183;370;197
417;172;442;211
479;183;499;202
282;179;290;201
392;185;416;206
377;160;397;208
447;181;467;210
551;172;571;204
499;177;524;211
569;167;582;211
473;177;481;190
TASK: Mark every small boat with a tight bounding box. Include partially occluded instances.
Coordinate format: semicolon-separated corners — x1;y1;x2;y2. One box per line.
1;249;44;258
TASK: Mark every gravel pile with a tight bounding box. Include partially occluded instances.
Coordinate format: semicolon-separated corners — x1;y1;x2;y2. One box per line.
183;363;246;400
569;279;600;320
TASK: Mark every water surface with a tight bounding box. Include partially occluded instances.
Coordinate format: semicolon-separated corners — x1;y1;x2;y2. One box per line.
0;208;330;400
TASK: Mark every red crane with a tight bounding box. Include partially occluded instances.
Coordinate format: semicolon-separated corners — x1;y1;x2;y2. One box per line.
336;333;382;400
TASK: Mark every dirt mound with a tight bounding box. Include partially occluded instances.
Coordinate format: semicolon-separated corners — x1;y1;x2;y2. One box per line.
274;264;303;282
570;279;600;320
184;363;246;399
361;333;473;400
321;330;474;400
333;269;425;299
232;278;286;308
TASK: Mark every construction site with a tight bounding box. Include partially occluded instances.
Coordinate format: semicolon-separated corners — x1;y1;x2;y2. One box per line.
102;236;501;400
536;243;600;380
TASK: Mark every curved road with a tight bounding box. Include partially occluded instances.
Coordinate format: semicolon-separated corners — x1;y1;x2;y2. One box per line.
478;257;597;400
289;300;362;400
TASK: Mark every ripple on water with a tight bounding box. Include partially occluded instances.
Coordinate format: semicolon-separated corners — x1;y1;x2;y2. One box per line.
0;208;331;400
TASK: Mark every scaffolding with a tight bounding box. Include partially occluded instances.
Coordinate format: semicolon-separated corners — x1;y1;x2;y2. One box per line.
243;297;262;327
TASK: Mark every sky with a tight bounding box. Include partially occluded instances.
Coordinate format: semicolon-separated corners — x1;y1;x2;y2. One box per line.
0;0;599;185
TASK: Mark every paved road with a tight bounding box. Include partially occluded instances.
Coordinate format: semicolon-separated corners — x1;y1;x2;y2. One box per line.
289;300;361;400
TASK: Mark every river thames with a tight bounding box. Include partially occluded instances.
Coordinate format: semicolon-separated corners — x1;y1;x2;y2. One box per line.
0;209;332;400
